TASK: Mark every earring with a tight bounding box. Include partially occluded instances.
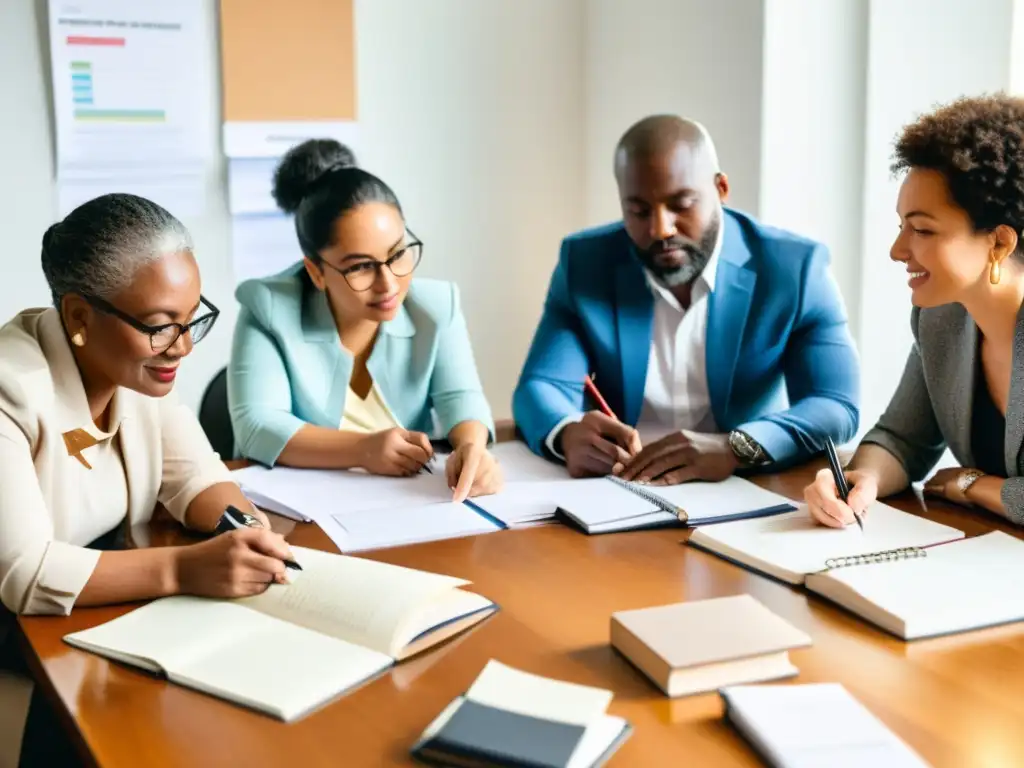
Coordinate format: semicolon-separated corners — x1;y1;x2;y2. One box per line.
71;331;86;347
990;258;1002;286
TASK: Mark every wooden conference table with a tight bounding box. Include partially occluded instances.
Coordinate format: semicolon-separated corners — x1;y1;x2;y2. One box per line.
17;456;1024;767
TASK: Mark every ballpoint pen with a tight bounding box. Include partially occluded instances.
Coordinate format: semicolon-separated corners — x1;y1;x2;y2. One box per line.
218;505;303;570
824;436;863;531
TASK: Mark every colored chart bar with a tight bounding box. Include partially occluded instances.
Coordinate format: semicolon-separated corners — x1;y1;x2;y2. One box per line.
74;109;166;123
67;36;125;46
70;61;92;71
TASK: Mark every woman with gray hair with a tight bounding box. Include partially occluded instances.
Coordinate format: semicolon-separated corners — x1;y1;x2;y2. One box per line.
1;193;294;766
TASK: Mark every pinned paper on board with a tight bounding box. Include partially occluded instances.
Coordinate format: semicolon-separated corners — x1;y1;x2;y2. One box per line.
219;0;359;281
47;0;211;216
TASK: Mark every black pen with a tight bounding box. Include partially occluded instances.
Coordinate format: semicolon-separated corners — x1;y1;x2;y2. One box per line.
824;436;863;531
219;505;303;570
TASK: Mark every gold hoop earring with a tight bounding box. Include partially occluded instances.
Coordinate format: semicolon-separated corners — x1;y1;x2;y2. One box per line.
990;259;1002;286
71;331;86;347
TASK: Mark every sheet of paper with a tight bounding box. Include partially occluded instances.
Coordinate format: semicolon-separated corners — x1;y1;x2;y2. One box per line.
242;546;468;654
471;480;583;526
556;479;660;525
694;503;964;576
56;167;206;217
489;442;569;483
230;213;301;284
467;661;613;728
234;463;455;521
723;683;929;767
48;0;210;172
223;120;359;159
331;502;502;553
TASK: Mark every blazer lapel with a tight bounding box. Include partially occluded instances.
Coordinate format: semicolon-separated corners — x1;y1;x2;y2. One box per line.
614;260;653;425
929;306;977;465
705;217;755;419
113;394;158;527
1004;303;1024;473
303;288;349;427
366;306;416;427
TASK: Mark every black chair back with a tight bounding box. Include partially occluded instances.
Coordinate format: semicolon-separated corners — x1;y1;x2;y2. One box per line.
199;367;235;460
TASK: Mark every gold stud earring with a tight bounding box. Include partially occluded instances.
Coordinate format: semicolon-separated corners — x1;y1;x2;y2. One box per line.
990;258;1002;286
71;331;86;347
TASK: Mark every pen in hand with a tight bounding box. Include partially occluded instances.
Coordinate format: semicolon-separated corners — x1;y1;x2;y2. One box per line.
824;437;863;531
219;505;303;570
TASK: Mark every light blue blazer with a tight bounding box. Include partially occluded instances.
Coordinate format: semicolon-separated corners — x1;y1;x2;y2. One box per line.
228;263;495;466
513;208;861;468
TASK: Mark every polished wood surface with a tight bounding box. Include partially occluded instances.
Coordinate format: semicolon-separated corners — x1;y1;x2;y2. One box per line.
18;462;1024;767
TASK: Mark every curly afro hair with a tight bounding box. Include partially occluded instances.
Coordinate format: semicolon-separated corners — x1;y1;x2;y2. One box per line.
892;93;1024;245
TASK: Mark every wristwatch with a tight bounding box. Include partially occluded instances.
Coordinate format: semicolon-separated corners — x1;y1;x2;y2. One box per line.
728;430;772;467
956;469;986;495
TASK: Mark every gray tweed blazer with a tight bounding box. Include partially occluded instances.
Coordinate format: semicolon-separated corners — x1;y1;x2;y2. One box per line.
862;303;1024;525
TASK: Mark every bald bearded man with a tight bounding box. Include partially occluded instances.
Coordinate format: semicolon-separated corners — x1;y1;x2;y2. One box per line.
513;116;860;483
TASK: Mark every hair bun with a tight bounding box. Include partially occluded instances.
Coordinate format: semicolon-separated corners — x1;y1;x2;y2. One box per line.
272;139;357;214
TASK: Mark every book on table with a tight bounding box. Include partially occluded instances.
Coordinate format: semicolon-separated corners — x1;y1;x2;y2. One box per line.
610;594;811;697
64;547;497;721
411;660;632;768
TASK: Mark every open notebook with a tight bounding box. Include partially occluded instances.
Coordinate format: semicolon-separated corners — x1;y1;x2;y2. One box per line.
805;530;1024;639
64;547;496;721
688;502;964;585
553;475;797;534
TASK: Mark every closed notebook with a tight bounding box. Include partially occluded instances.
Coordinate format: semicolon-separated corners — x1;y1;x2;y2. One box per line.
555;475;797;534
412;660;632;768
610;595;811;697
805;530;1024;640
688;503;964;585
721;683;929;768
64;547;496;722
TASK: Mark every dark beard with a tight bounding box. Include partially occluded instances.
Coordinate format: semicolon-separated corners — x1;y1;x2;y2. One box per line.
635;211;720;287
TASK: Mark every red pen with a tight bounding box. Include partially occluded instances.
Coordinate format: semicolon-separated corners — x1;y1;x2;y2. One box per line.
583;374;617;420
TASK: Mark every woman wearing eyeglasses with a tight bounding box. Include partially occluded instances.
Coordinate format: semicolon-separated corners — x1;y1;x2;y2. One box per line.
228;139;501;500
0;193;299;766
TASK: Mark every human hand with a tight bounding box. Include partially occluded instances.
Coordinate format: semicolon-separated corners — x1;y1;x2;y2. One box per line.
616;430;737;484
446;443;503;501
804;467;878;528
174;527;295;598
559;412;642;478
923;467;982;506
356;428;433;476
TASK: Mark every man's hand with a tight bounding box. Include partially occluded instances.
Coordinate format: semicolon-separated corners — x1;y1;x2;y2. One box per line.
616;430;738;485
558;411;642;478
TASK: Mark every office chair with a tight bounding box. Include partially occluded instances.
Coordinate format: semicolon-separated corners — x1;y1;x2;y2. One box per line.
199;367;236;460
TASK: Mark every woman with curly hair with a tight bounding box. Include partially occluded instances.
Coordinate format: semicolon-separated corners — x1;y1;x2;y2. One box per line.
805;93;1024;527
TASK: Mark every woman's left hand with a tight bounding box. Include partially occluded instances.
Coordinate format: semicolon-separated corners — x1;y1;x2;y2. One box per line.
446;443;503;502
923;467;981;506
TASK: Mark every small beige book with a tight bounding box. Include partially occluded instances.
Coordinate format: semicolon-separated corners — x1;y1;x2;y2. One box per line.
610;594;811;697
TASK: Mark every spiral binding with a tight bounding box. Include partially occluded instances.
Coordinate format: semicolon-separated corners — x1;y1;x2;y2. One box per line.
607;476;678;513
824;546;927;570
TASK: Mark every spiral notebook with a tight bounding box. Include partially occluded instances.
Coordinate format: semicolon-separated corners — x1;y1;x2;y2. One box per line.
687;502;965;585
555;476;797;534
805;530;1024;639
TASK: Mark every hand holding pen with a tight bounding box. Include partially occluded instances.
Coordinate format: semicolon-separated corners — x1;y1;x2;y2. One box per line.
804;438;880;529
557;374;642;478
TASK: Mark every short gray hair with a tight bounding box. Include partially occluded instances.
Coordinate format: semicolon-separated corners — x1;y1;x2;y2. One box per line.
41;193;193;306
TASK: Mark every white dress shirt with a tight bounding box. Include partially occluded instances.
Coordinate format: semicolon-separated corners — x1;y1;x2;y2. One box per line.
546;218;725;456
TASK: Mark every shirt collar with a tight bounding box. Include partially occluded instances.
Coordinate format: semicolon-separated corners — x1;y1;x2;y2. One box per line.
642;205;726;307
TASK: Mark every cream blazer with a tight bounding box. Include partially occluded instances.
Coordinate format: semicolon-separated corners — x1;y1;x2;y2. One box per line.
0;308;232;623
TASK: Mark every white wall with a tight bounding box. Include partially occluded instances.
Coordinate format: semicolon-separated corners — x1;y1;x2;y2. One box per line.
3;0;1023;435
0;0;587;421
583;0;765;225
759;0;867;338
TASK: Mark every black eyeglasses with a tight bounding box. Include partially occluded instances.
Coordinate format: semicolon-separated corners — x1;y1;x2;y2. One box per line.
83;294;220;353
321;231;424;292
